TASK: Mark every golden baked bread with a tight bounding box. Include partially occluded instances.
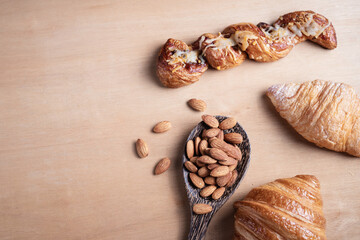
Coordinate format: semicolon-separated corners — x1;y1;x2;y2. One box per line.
157;11;337;88
234;175;326;240
267;80;360;157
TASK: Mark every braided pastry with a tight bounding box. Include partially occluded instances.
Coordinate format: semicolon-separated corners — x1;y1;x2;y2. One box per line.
156;11;337;88
267;80;360;157
234;175;326;240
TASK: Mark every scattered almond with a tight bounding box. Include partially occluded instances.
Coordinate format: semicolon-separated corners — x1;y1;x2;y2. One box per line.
184;161;198;173
186;140;195;159
194;137;201;155
200;185;217;197
204;176;216;185
212;187;225;200
189;173;205;189
153;121;172;133
193;203;212;214
216;171;232;187
135;139;149;158
154;157;171;175
224;132;243;144
188;98;207;112
198;167;210;177
210;166;230;177
202;115;219;128
219;117;237;130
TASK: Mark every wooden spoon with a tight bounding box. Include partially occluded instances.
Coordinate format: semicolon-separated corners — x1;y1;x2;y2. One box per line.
183;115;251;240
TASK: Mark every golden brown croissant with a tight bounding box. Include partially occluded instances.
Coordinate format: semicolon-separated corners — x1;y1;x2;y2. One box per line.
267;80;360;157
156;11;337;88
234;175;326;240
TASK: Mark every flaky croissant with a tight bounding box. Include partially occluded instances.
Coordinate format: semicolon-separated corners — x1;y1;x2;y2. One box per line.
156;11;337;88
234;175;326;240
267;80;360;157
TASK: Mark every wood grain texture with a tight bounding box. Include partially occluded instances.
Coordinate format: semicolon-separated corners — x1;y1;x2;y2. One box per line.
0;0;359;240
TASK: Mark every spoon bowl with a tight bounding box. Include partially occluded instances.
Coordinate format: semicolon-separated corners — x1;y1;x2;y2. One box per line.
182;115;251;240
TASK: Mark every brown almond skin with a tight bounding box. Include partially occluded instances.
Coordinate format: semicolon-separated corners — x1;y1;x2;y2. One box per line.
219;117;236;130
204;176;216;185
202;115;219;128
204;128;221;138
153;121;172;133
216;171;232;187
189;173;205;189
200;185;217;197
194;137;201;156
226;170;238;187
217;130;224;141
184;161;198;173
186;140;195;159
224;132;243;144
195;158;206;167
207;163;220;170
188;98;207;112
228;163;238;171
136;139;149;158
218;157;237;166
209;148;228;161
210;138;242;160
189;156;198;163
198;167;210;177
198;155;217;164
210;166;230;177
154;157;171;175
199;139;208;155
212;187;225;200
193;203;212;214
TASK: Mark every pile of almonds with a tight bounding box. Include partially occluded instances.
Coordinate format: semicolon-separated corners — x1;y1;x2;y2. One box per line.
185;115;243;201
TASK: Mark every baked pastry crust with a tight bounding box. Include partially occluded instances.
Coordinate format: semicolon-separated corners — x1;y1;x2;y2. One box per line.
157;11;337;88
234;175;326;240
267;80;360;157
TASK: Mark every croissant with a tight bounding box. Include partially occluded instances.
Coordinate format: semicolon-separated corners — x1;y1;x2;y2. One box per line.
156;11;337;88
267;80;360;157
234;175;326;240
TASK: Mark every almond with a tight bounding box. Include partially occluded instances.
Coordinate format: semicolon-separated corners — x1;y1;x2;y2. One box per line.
209;148;228;161
135;139;149;158
218;157;237;166
154;157;171;175
184;161;198;173
219;117;237;130
202;115;219;128
229;163;238;171
186;140;194;159
189;173;205;189
190;156;198;163
226;170;238;187
198;167;210;177
224;132;243;144
216;171;232;187
212;187;225;200
200;185;217;197
193;203;212;214
199;139;208;155
204;176;216;185
188;98;207;112
194;137;201;156
198;155;217;164
209;138;242;160
207;163;220;170
195;158;206;167
210;166;230;177
217;130;224;141
203;128;220;138
153;121;172;133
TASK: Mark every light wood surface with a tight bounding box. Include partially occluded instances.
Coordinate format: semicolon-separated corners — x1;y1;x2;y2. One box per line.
0;1;359;239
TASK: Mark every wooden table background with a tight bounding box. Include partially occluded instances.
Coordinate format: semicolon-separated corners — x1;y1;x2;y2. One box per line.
0;0;359;239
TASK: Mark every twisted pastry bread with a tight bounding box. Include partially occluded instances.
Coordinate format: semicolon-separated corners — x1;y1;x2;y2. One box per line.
234;175;326;240
267;80;360;157
157;11;337;88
